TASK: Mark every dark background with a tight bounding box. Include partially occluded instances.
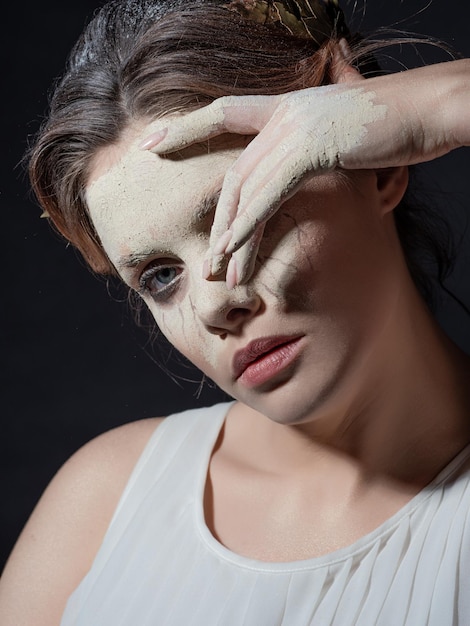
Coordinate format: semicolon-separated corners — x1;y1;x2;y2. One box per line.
2;0;470;570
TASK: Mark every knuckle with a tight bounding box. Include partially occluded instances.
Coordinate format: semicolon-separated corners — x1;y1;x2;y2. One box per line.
209;97;225;113
210;95;235;120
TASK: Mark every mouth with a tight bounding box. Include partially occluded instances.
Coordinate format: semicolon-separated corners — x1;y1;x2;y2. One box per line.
233;335;304;387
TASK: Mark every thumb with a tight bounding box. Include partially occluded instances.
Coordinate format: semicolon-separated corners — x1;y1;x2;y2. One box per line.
331;39;366;85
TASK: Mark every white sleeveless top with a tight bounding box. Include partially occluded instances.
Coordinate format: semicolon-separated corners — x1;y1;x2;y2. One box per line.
61;402;470;625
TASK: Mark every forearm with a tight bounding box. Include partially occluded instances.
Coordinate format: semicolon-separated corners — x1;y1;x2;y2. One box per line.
367;58;470;160
439;58;470;150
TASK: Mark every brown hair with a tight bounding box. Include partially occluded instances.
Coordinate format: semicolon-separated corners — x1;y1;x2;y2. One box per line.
28;0;373;274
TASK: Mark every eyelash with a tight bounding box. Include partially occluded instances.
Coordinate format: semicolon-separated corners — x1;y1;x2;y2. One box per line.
138;261;183;302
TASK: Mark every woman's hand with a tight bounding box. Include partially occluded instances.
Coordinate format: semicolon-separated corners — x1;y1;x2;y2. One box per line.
141;58;470;288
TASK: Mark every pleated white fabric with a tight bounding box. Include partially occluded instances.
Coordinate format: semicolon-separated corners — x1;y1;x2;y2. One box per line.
61;402;470;625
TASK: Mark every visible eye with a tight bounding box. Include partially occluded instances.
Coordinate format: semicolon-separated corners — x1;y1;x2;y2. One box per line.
138;261;183;301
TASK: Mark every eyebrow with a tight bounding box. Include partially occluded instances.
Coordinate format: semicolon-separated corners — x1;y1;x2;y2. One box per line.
115;187;221;272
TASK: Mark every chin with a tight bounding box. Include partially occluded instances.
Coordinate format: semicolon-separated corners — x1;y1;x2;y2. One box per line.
231;370;349;428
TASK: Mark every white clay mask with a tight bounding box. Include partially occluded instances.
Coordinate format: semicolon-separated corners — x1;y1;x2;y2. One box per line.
86;124;260;368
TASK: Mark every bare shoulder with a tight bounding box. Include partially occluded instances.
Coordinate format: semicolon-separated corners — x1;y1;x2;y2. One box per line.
61;416;164;490
0;416;164;626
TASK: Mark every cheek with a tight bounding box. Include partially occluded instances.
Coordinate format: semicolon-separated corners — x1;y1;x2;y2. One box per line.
147;296;219;372
254;208;328;309
312;223;400;340
256;202;398;326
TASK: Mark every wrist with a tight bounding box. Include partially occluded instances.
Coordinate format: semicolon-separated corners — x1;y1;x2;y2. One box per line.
439;59;470;150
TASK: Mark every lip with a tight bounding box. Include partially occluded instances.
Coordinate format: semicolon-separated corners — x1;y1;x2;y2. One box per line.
233;335;304;387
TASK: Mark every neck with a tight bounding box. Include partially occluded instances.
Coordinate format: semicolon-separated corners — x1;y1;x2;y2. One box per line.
235;285;470;486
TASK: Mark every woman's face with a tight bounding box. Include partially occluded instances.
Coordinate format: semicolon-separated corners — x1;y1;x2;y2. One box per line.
87;124;406;425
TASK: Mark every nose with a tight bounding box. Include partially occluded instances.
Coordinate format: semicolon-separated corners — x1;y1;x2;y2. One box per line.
193;276;262;336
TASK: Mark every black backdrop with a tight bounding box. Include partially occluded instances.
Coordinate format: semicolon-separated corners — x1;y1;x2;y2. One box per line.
2;0;470;570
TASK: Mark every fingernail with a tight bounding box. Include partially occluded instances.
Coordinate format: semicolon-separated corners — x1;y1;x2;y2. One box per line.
225;238;237;255
213;230;233;256
210;253;225;276
235;258;249;287
202;258;211;280
226;257;238;291
139;129;168;150
225;231;241;255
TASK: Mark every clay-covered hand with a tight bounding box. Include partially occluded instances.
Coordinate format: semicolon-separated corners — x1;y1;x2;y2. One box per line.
141;58;470;287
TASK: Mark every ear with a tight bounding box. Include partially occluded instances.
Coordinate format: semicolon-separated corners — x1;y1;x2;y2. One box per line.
375;167;409;215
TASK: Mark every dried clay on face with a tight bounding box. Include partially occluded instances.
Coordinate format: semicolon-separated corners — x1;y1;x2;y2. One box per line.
88;123;245;251
87;125;249;367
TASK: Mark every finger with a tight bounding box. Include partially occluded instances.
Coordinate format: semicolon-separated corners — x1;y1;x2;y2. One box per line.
225;223;265;289
209;169;242;255
209;117;291;259
140;94;280;154
237;126;297;207
224;144;317;254
202;249;228;279
139;100;226;153
212;162;293;257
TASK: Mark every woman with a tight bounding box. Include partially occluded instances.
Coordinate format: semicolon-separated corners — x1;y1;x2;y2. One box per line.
1;0;470;623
